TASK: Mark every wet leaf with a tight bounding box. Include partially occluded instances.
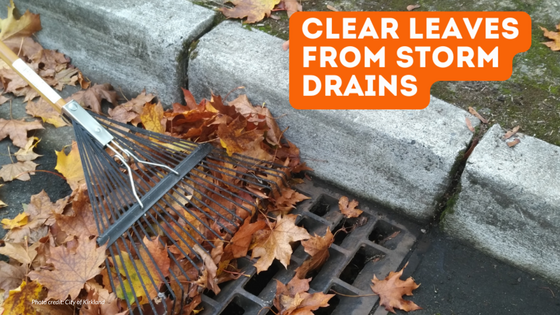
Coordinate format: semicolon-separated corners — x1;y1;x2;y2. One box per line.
28;236;107;300
0;118;43;148
371;263;421;313
2;281;43;315
541;24;560;51
54;141;85;190
251;214;310;273
221;0;281;24
338;196;363;218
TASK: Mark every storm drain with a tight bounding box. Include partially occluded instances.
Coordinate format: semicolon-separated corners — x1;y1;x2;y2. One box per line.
199;179;421;315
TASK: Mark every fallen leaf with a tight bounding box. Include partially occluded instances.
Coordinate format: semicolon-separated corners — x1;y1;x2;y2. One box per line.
468;107;488;124
282;40;290;51
111;251;160;302
54;187;97;238
223;218;266;260
271;187;310;214
507;138;521;147
14;137;41;161
0;184;6;208
2;281;43;315
407;4;421;11
108;90;154;125
54;141;85;190
70;83;118;114
274;276;335;315
28;235;107;300
251;214;310;273
283;0;302;17
326;4;339;11
540;24;560;51
0;261;26;293
194;245;220;295
338;196;363;218
141;102;165;133
22;190;68;228
465;117;475;132
0;160;38;181
0;0;41;41
371;263;421;313
503;126;520;139
0;241;38;265
140;236;170;279
52;68;79;90
295;228;334;278
1;213;29;229
26;99;68;128
80;281;119;315
221;0;282;24
0;118;44;148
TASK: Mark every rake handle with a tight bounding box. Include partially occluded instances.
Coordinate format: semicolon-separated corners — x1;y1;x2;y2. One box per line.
0;40;67;113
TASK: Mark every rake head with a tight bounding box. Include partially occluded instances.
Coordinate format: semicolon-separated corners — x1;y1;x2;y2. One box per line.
73;112;288;314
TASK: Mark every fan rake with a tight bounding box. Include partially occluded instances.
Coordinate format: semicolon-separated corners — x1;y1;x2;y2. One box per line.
0;41;289;314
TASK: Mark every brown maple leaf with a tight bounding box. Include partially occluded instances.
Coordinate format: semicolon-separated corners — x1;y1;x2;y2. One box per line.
140;236;171;279
371;263;421;313
223;218;266;260
274;276;335;315
251;214;310;273
80;281;119;315
0;160;38;181
0;118;43;148
0;241;39;265
295;228;334;278
14;137;42;161
0;261;26;293
2;280;44;315
54;187;97;239
28;235;107;300
108;90;154;125
283;0;302;17
54;141;85;190
541;24;560;51
70;83;118;114
271;187;310;214
338;196;363;218
222;0;281;24
26;98;68;128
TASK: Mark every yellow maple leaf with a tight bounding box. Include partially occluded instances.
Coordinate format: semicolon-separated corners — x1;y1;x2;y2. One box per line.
221;0;281;24
54;141;84;190
140;102;165;133
2;281;43;315
1;212;29;229
0;0;41;41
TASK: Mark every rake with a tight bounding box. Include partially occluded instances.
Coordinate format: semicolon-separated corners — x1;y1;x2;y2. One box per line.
0;42;289;314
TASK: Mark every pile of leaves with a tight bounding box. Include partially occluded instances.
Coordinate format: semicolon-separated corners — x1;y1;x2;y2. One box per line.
0;2;422;315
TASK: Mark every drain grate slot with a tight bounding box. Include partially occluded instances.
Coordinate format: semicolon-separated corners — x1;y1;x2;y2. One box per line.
198;179;420;315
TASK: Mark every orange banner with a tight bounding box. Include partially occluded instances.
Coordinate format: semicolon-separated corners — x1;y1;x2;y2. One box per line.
289;12;531;109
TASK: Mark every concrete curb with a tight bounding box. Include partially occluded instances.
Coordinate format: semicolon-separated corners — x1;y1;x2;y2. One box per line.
10;0;215;105
444;124;560;284
188;22;478;221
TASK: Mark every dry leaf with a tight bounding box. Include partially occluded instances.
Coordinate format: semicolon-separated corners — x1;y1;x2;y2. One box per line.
54;141;85;190
111;251;160;302
141;102;165;133
0;160;38;181
407;4;421;11
465;117;475;132
0;261;26;293
295;228;334;278
2;281;43;315
468;107;488;124
274;276;335;315
0;184;6;208
221;0;282;24
0;241;38;265
14;137;41;162
28;236;107;300
108;90;154;125
26;99;68;128
326;4;339;11
271;187;310;214
54;187;97;238
540;24;560;51
223;218;266;260
1;213;29;229
371;263;421;313
507;138;520;147
70;83;118;114
338;196;363;218
0;118;44;148
283;0;302;17
251;214;310;273
503;126;520;139
282;40;290;51
0;0;41;41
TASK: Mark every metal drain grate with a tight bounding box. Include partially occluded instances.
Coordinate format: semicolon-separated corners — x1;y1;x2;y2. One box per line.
199;179;421;315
